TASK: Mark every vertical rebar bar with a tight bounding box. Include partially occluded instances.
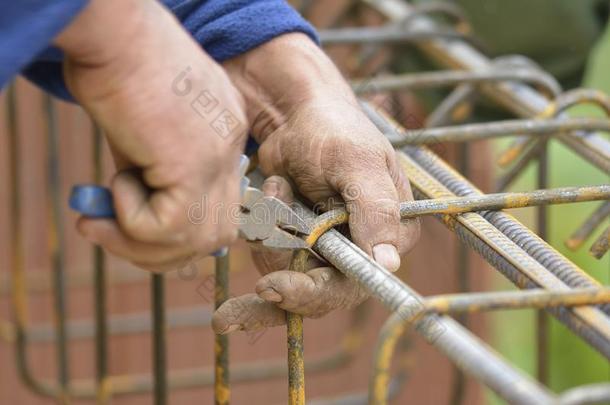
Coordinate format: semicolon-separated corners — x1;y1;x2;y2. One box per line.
152;274;167;405
46;95;70;403
92;124;109;404
214;253;230;405
536;144;549;384
287;250;307;405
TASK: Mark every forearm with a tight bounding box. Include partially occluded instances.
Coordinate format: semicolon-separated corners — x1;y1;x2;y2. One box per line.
223;33;357;143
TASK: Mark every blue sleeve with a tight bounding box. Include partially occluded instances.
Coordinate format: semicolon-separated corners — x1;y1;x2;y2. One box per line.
19;0;318;102
0;1;88;91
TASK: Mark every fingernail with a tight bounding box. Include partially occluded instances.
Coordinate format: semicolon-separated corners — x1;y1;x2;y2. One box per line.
259;288;282;303
263;181;279;198
219;324;240;335
373;244;401;272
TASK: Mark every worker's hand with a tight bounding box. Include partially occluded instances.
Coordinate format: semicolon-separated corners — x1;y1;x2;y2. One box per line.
213;176;370;333
56;0;247;271
224;33;420;271
214;33;420;334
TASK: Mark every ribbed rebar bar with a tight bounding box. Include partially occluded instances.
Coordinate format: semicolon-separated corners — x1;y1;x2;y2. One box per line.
319;26;472;45
352;68;560;97
399;185;610;218
390;117;610;146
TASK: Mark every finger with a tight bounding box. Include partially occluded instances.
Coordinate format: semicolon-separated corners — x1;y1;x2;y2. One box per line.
250;176;295;275
111;169;185;243
255;267;369;317
77;217;193;266
262;175;294;203
391;153;421;256
212;293;286;334
336;165;402;272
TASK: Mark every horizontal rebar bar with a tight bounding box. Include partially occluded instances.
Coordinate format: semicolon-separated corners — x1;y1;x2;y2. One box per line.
390;117;610;146
352;68;560;97
319;26;471;45
424;288;610;314
400;185;610;218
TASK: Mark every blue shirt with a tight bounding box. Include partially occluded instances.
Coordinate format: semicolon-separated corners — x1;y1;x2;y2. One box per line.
1;0;317;101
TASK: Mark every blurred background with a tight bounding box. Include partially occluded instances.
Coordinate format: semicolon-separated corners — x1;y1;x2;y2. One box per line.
0;0;608;404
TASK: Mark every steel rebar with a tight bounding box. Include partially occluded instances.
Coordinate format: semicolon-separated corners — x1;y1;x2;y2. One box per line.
590;226;610;260
92;123;110;405
352;68;560;97
389;117;610;146
566;202;610;251
214;253;230;405
399;185;610;219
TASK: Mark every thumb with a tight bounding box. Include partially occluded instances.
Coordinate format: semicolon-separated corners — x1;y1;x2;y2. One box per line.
337;172;401;271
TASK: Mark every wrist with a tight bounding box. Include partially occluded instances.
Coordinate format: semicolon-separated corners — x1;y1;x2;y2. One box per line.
223;33;356;143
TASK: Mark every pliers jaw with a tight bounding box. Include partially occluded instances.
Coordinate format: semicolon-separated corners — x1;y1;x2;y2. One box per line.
239;187;310;250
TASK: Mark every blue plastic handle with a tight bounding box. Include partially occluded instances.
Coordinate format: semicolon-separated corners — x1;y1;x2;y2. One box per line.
69;185;115;218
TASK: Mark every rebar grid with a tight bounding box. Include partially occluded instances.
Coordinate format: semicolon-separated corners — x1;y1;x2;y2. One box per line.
2;1;610;404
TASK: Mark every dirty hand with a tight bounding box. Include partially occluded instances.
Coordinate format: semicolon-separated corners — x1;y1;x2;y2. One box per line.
213;34;420;333
57;0;247;271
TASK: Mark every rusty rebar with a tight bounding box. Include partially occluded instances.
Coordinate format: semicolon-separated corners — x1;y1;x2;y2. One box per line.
498;88;610;168
566;202;610;251
399;185;610;218
46;95;71;403
92;123;110;404
319;25;472;45
389;117;610;146
352;68;560;97
151;274;167;405
214;253;230;405
590;226;610;260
